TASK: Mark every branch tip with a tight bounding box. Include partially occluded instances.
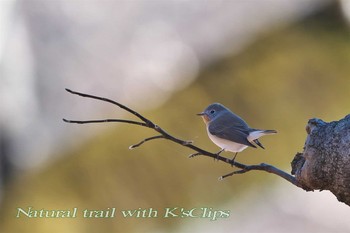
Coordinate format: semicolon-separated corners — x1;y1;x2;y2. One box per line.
189;152;201;158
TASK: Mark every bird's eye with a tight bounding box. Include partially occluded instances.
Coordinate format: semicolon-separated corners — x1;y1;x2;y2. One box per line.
210;110;215;114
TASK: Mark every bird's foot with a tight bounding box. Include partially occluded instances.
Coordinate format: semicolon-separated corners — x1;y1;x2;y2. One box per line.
214;149;225;161
231;153;238;166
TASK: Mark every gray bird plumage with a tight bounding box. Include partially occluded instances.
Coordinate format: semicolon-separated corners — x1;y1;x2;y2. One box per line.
198;103;277;155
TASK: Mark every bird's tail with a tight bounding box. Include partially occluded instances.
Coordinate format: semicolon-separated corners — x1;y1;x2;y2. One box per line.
262;129;277;134
249;129;277;140
253;139;265;149
249;129;277;149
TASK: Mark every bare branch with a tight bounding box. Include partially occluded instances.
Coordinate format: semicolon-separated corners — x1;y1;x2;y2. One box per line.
63;118;147;127
65;88;155;128
219;163;307;190
63;88;306;190
129;135;165;149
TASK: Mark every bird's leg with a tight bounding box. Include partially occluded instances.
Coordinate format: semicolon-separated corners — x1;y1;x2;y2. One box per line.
231;152;238;166
232;152;238;161
214;148;225;161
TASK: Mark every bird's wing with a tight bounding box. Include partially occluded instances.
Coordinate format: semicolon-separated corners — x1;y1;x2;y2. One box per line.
208;115;256;148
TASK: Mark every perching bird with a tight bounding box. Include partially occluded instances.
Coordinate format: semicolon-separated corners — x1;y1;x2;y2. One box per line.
197;103;277;161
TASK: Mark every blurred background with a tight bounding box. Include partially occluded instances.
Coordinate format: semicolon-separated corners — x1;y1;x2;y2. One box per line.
1;0;350;232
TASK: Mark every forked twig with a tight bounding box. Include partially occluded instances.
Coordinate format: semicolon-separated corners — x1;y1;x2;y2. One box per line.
63;88;305;189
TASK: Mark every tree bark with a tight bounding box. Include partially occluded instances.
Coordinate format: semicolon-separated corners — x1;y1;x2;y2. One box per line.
292;114;350;206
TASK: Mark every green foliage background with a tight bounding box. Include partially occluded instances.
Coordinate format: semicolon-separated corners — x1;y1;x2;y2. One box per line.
1;5;349;233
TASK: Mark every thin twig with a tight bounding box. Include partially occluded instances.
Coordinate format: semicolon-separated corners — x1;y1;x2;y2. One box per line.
219;163;301;188
63;118;147;127
65;88;155;128
189;152;202;158
63;88;304;190
129;135;165;149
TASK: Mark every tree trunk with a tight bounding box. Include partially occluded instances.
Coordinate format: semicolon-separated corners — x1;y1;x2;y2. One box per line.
292;114;350;206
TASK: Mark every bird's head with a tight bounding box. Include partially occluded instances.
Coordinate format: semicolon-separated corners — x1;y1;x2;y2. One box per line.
197;103;227;124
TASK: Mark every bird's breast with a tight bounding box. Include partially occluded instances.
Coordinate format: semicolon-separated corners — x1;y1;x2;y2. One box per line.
201;115;210;124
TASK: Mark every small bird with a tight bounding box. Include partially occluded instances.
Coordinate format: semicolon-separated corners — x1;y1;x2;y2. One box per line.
197;103;277;161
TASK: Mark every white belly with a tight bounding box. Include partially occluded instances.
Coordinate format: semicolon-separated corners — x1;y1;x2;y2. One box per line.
207;129;248;153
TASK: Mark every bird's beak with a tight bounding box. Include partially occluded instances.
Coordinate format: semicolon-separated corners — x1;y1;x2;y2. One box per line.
197;112;210;123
